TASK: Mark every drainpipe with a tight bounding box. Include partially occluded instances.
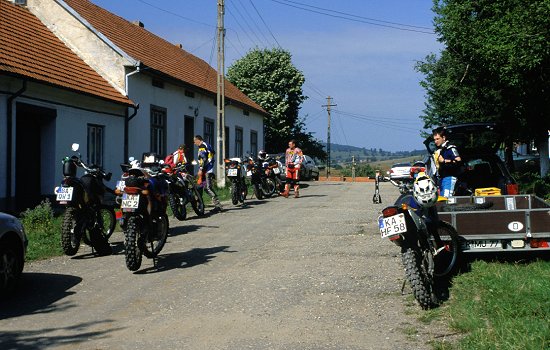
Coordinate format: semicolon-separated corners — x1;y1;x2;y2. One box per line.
124;63;141;96
5;80;27;211
124;103;139;162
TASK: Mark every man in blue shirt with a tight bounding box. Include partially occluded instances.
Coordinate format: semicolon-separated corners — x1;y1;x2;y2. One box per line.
433;127;462;198
194;135;221;210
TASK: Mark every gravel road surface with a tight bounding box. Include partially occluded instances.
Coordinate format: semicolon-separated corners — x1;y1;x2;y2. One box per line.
0;182;449;349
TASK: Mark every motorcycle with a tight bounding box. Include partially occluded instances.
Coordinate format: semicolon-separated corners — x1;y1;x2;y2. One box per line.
224;158;247;205
54;143;115;256
165;163;205;221
246;156;276;199
378;195;459;309
262;156;284;194
115;153;169;271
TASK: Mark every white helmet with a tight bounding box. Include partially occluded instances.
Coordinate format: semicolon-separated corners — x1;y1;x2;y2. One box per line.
258;150;267;160
413;173;438;207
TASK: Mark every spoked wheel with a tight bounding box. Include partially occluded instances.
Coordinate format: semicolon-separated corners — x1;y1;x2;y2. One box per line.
99;206;116;239
0;241;23;295
191;186;205;216
402;247;438;309
141;215;168;259
253;184;263;200
168;193;187;221
61;207;84;256
262;178;276;198
240;181;247;203
231;183;239;205
124;216;143;271
433;221;460;277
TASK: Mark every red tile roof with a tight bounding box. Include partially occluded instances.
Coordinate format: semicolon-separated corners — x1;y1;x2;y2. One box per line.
62;0;266;115
0;0;131;105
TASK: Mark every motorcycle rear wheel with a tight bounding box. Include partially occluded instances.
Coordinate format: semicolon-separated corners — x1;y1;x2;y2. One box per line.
402;247;438;309
433;221;460;277
168;193;187;221
124;216;143;271
191;186;205;216
142;215;168;259
253;184;263;200
231;183;239;205
99;206;116;239
262;178;276;198
61;208;84;256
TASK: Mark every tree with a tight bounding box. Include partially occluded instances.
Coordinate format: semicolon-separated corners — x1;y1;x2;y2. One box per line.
227;48;326;159
416;0;550;175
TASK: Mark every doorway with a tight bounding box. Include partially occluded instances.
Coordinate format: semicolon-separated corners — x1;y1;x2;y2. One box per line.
15;103;56;211
184;116;195;163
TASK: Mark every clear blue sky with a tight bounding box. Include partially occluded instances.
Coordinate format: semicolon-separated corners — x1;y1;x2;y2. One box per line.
92;0;442;152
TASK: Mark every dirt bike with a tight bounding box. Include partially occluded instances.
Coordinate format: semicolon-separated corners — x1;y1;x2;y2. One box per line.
225;158;247;205
165;164;205;221
378;197;459;309
245;156;276;199
115;153;169;271
54;143;115;256
263;156;284;194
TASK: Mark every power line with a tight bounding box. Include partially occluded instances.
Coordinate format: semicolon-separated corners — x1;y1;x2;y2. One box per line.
334;109;421;124
248;0;282;48
226;6;258;47
227;0;269;46
137;0;215;28
235;0;272;46
268;0;435;34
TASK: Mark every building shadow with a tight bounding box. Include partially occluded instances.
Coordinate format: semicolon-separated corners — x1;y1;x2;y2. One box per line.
0;272;82;319
135;245;235;275
0;320;122;350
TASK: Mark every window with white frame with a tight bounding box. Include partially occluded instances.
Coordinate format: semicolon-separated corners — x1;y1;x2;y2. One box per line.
87;124;104;166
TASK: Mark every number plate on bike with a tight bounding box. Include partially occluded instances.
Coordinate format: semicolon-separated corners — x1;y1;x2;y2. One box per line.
227;168;238;177
121;194;139;210
55;187;73;201
273;167;280;174
379;214;407;238
116;180;126;191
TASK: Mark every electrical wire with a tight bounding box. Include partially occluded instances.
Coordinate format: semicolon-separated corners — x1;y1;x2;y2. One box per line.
137;0;216;28
227;0;269;46
235;0;272;46
248;0;282;48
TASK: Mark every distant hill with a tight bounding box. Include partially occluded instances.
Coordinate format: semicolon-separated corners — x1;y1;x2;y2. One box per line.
321;142;427;164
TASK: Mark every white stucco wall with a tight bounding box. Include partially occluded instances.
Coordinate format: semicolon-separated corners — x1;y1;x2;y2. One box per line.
127;73;264;166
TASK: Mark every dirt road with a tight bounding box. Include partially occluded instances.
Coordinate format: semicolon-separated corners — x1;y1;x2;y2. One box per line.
1;182;446;349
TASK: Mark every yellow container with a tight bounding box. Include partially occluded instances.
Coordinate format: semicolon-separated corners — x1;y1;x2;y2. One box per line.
474;187;502;196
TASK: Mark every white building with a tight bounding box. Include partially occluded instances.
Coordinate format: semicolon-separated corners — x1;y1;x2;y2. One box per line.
1;0;267;212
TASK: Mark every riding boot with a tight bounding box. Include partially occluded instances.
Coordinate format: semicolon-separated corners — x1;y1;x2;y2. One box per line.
294;186;300;198
281;184;290;198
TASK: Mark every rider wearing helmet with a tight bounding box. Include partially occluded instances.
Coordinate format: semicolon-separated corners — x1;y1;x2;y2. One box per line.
257;150;267;161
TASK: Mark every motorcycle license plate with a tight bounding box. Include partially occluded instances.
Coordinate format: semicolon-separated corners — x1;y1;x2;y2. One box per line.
227;168;238;177
116;180;126;191
55;186;73;201
273;167;280;174
121;194;139;210
379;214;407;238
246;170;252;177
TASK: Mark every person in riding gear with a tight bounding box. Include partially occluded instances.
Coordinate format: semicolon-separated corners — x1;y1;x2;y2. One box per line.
281;139;303;198
173;144;188;166
194;135;221;210
433;127;462;198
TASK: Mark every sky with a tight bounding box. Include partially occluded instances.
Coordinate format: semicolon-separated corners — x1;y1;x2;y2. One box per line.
91;0;443;152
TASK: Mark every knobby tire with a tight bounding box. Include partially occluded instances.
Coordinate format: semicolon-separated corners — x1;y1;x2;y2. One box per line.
402;247;438;309
141;215;168;259
168;193;186;221
61;207;83;256
124;216;143;271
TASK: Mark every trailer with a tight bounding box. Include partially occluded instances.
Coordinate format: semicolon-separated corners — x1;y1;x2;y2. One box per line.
436;194;550;253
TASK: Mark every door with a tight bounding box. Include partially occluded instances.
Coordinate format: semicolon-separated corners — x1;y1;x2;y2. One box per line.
184;116;194;163
15;103;56;211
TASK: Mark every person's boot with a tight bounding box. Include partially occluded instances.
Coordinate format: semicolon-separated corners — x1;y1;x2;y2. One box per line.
281;184;290;198
294;186;300;198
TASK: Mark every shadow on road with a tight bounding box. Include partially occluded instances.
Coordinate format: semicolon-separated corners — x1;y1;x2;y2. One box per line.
0;320;122;350
135;245;235;274
295;194;327;198
0;272;82;319
169;224;218;237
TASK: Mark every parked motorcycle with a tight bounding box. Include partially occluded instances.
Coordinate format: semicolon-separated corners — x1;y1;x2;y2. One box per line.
263;156;284;194
166;163;205;220
225;158;247;205
116;153;169;271
54;143;115;256
246;156;276;199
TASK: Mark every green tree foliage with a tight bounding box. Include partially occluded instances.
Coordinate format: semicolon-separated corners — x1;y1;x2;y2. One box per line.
416;0;550;175
227;48;326;159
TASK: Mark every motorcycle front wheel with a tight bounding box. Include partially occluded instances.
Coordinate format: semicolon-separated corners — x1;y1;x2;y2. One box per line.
191;186;205;216
402;247;438;309
433;221;460;277
262;178;276;198
99;206;116;239
168;192;187;221
231;183;239;205
124;215;143;271
142;215;168;259
61;207;84;256
253;183;263;200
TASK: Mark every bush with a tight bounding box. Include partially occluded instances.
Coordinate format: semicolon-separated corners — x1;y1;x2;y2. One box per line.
20;199;55;233
514;172;550;200
341;164;376;178
20;199;62;261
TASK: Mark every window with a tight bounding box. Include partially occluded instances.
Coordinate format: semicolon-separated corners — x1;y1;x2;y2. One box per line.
243;109;250;116
225;126;230;159
235;127;243;158
87;124;104;166
204;119;214;146
152;78;164;89
151;105;167;156
250;130;258;156
185;90;195;98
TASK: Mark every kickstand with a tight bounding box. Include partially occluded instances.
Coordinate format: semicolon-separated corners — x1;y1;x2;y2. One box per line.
153;256;159;269
401;279;407;295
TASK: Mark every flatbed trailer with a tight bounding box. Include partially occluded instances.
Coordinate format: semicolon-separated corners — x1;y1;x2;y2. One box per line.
436;194;550;253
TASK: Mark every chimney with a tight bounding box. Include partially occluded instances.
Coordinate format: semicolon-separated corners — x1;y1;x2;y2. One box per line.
13;0;27;5
132;20;144;28
176;43;183;49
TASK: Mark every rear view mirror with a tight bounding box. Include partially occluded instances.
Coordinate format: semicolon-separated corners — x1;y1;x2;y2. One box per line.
71;143;80;152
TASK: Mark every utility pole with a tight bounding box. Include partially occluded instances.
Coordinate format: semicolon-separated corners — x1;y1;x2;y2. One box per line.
351;155;356;182
322;96;337;179
216;0;226;187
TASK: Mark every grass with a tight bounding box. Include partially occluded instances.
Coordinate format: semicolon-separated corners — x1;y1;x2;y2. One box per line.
20;200;63;261
429;260;550;350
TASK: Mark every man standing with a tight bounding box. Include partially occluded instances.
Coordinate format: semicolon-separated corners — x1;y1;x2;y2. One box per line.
433;127;462;197
282;139;303;198
194;135;221;210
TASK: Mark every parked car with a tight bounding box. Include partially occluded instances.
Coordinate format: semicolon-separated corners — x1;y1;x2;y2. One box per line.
0;212;27;295
389;162;412;180
301;155;320;181
423;122;517;195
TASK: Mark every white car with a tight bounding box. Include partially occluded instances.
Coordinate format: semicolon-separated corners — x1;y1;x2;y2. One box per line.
0;212;27;295
389;162;412;180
